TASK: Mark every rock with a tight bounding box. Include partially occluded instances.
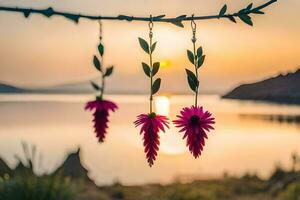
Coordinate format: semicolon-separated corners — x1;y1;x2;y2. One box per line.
54;148;91;181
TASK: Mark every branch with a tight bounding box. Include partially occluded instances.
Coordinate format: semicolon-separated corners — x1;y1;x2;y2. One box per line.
0;0;277;27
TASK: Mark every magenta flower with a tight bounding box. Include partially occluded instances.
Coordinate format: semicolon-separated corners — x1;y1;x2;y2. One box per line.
85;99;118;142
134;113;169;167
173;106;215;158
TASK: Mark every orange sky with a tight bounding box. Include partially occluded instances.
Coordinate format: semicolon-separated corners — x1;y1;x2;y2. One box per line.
0;0;299;94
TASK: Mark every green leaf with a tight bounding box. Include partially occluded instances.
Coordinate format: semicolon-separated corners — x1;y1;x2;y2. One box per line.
187;50;195;65
138;38;150;54
104;66;113;77
151;42;157;53
246;3;253;11
152;78;161;95
42;7;54;17
170;21;184;28
170;15;186;28
185;69;199;92
118;15;127;20
98;43;104;56
90;81;100;90
176;15;187;19
153;15;165;20
23;10;31;18
118;15;133;21
252;10;265;14
63;14;80;23
197;47;203;58
238;8;247;15
187;76;198;93
197;55;206;68
227;16;236;23
238;14;253;26
93;56;101;71
152;62;160;76
185;69;198;85
142;62;151;77
219;4;227;18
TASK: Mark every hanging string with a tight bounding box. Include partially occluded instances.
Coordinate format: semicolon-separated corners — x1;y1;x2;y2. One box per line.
191;15;199;107
149;15;154;113
191;15;197;44
98;20;103;42
98;20;105;98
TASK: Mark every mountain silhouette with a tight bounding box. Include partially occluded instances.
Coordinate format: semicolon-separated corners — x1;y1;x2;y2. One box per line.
223;68;300;104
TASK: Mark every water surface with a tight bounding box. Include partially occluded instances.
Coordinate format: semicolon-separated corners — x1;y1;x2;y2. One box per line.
0;94;299;185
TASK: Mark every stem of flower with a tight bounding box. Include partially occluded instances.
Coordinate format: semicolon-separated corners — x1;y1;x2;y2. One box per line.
193;40;198;107
191;19;198;107
149;30;153;113
100;73;105;99
98;20;105;100
100;46;105;99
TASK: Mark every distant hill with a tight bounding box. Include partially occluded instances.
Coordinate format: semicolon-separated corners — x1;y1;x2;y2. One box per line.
0;81;94;94
223;68;300;104
34;81;94;94
0;80;148;94
0;83;28;93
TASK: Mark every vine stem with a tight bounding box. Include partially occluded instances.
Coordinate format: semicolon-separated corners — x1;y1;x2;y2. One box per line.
99;50;105;99
99;20;105;99
149;22;153;113
100;73;105;99
0;0;277;23
193;40;198;107
191;17;198;107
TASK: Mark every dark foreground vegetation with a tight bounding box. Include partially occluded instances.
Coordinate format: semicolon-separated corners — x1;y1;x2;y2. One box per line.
1;144;300;200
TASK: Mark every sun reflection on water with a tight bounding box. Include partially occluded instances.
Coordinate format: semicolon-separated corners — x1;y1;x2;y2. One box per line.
155;96;186;155
155;96;170;116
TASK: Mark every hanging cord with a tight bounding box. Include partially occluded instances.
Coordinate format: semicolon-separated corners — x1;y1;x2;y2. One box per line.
98;20;105;99
191;15;197;44
98;20;103;41
149;15;154;113
191;15;199;107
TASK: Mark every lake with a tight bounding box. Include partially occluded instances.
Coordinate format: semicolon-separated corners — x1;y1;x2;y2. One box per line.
0;94;299;186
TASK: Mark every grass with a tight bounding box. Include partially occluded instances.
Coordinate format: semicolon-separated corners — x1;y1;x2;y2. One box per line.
1;143;300;200
0;173;77;200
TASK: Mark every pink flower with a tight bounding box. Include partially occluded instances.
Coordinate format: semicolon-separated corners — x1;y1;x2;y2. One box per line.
85;99;118;142
134;113;169;167
173;106;215;158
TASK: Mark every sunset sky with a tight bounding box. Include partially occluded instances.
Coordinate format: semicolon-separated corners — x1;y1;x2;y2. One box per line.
0;0;299;94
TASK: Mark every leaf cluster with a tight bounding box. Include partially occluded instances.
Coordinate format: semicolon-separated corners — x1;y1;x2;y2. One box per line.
91;43;114;91
218;3;266;26
185;46;205;93
138;37;161;95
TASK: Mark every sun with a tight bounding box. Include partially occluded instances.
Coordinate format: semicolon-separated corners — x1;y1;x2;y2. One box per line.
160;60;171;69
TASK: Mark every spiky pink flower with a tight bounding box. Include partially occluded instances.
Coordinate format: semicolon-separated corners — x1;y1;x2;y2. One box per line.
134;113;169;167
173;106;215;158
85;99;118;142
